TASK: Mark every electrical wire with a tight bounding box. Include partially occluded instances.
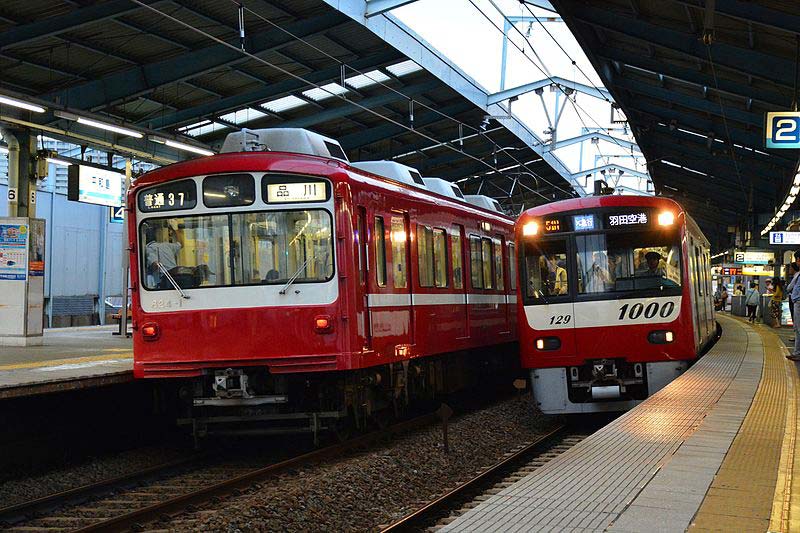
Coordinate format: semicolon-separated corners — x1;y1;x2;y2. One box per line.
128;0;560;202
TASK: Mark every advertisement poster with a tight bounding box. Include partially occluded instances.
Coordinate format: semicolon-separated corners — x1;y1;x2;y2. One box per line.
0;224;28;281
28;219;45;277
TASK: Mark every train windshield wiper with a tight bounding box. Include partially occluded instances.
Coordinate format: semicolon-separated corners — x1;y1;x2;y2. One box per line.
279;257;311;295
156;262;190;299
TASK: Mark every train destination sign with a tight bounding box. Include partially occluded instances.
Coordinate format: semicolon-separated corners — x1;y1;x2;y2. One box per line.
138;179;197;213
765;111;800;149
606;212;648;227
543;218;561;232
573;214;595;231
267;181;327;203
67;164;124;207
769;231;800;245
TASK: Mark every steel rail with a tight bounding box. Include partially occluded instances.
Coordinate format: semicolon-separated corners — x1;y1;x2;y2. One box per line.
379;423;569;532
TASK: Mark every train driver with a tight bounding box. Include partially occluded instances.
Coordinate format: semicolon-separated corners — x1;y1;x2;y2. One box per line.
545;255;568;295
145;222;184;289
638;251;667;277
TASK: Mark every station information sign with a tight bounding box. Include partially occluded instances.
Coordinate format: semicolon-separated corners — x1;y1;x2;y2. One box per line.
137;179;197;213
266;181;327;203
67;165;124;207
765;111;800;149
769;231;800;245
734;251;774;265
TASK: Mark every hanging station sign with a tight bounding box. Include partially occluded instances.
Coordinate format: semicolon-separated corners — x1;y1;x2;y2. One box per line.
765;112;800;149
733;251;774;265
67;164;124;207
769;231;800;245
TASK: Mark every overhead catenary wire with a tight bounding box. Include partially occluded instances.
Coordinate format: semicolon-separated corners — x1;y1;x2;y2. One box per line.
228;0;573;198
127;0;560;203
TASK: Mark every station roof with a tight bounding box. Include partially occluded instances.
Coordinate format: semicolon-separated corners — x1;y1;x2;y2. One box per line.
553;0;800;241
0;0;579;212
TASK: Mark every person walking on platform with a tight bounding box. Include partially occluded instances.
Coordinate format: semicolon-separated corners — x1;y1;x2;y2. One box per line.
789;262;800;360
744;281;760;323
770;277;784;328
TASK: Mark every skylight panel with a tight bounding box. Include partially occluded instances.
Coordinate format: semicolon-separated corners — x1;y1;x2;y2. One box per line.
218;107;267;125
386;60;423;76
345;70;391;89
178;121;229;137
261;95;307;113
302;83;348;101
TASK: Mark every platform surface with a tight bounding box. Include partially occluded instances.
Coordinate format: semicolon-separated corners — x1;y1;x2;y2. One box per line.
443;315;800;532
0;326;133;399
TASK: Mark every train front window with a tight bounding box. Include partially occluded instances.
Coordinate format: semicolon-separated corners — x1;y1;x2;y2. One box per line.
523;239;570;302
139;209;333;290
575;232;681;294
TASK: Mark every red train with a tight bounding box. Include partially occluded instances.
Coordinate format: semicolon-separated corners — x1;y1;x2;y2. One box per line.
128;128;517;439
516;194;716;413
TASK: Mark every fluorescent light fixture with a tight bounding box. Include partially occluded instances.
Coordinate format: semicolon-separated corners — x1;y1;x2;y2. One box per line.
0;94;45;113
54;110;143;138
150;136;214;156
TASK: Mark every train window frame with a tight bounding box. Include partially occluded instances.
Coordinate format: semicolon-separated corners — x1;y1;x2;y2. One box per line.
138;208;335;292
481;237;494;290
469;235;483;289
202;173;256;208
391;216;408;289
493;236;504;291
433;228;448;288
521;237;572;305
508;243;517;291
375;217;387;287
451;226;464;289
417;224;434;288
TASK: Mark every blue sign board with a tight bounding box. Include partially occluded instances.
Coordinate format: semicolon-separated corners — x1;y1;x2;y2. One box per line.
573;214;595;231
766;112;800;149
110;206;125;224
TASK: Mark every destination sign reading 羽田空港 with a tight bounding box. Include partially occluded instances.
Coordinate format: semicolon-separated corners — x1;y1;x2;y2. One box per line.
267;181;327;203
606;212;649;227
137;179;197;213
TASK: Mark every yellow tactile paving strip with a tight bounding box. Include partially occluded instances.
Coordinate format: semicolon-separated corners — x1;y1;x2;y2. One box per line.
691;320;792;532
0;351;132;371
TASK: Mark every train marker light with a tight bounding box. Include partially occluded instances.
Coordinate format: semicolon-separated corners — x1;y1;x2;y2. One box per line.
535;337;560;350
141;323;160;340
314;315;333;333
657;211;675;226
522;221;539;236
648;330;674;344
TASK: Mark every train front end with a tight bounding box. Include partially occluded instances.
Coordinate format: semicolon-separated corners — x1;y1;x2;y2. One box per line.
517;196;704;414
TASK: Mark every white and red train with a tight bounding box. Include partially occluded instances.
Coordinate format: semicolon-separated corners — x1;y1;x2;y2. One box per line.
516;195;716;413
129;128;517;438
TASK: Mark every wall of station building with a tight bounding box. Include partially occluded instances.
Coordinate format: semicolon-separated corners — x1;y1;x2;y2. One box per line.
0;149;125;327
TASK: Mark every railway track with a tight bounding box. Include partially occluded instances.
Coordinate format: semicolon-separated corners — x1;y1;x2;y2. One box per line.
380;424;588;532
0;413;438;532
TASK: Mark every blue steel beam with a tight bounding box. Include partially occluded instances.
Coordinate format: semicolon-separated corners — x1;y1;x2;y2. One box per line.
143;50;401;130
488;76;612;105
566;3;798;88
596;47;789;109
40;11;346;111
548;131;639;152
614;77;763;128
0;0;151;50
365;0;420;17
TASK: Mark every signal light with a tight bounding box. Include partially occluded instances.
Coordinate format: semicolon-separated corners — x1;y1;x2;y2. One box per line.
314;315;333;333
141;323;159;341
657;211;675;226
522;221;539;236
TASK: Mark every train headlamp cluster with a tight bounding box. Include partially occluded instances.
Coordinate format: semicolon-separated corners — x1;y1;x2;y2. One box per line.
648;330;674;344
535;337;561;351
657;211;675;226
761;170;800;236
522;221;539;237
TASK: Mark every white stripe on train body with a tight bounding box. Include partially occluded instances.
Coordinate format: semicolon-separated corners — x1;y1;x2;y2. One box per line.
367;293;516;308
524;296;682;330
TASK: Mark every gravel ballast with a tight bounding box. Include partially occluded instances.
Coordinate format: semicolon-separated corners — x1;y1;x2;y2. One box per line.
171;395;555;532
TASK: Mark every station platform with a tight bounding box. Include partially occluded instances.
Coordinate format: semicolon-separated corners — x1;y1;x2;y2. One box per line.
0;326;132;400
443;314;800;532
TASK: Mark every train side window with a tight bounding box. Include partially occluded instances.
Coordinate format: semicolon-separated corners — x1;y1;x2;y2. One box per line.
695;247;703;296
391;217;407;288
470;235;483;289
418;225;434;287
508;243;517;291
493;237;504;290
482;238;494;289
375;217;386;287
451;226;464;289
433;228;448;288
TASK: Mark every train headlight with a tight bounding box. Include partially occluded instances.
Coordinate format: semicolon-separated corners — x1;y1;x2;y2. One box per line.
657;211;675;226
535;337;561;350
522;221;539;236
648;330;674;344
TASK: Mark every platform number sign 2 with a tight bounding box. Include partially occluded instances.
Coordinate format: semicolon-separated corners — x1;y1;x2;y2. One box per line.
766;112;800;149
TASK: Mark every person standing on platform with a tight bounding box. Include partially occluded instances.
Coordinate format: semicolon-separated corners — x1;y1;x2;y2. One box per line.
788;263;800;324
744;281;760;323
718;282;729;312
770;278;784;328
789;259;800;360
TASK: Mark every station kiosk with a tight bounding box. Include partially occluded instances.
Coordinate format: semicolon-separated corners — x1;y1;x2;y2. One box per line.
0;217;45;346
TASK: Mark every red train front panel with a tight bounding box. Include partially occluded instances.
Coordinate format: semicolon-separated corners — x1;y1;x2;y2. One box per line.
516;195;714;414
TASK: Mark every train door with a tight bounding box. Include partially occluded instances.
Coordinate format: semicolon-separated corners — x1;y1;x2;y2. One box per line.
452;224;468;338
391;214;415;347
497;235;511;333
356;206;372;349
689;237;701;348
